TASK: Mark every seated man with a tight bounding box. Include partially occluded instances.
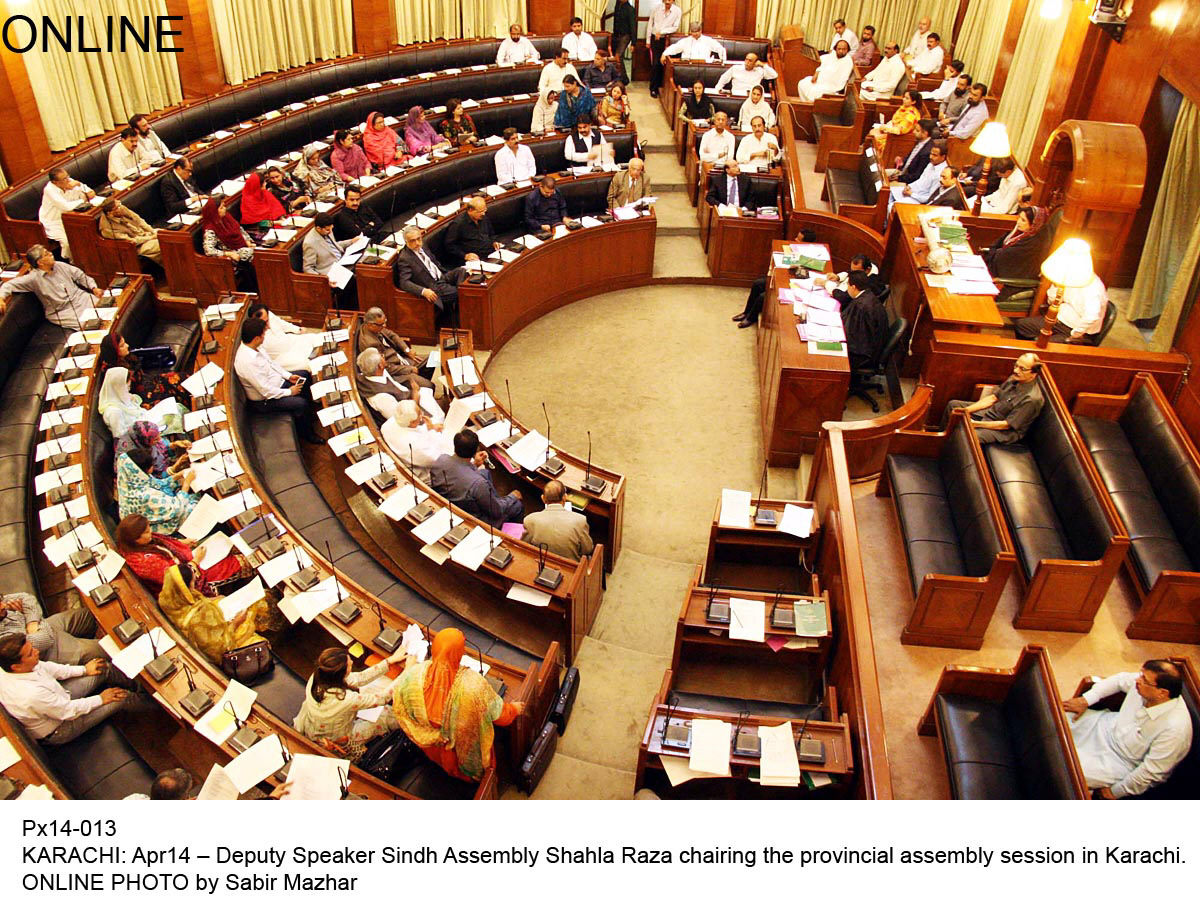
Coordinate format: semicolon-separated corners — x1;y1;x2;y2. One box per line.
333;184;383;241
98;198;163;266
705;160;755;209
795;40;854;103
496;23;540;65
130;113;170;165
356;347;418;404
160;156;203;216
840;270;889;372
381;397;452;484
928;165;966;209
539;47;578;94
302;212;349;279
396;226;469;324
735;116;779;166
943;83;989;140
524;175;569;233
234;316;322;445
357;306;430;385
828;18;858;53
107;127;141;182
978;158;1029;215
38;168;92;261
698;111;736;165
562;16;598;61
942;352;1044;444
661;21;727;63
581;50;624;89
0;244;102;328
1014;274;1107;343
859;41;906;101
1062;660;1193;798
714;53;778;95
522;480;595;561
935;73;972;129
607;156;651;209
0;593;103;665
0;634;135;746
429;429;523;525
445;195;502;265
852;24;878;66
564;116;607;165
494;127;538;184
922;60;967;105
910;31;946;76
888;140;948;209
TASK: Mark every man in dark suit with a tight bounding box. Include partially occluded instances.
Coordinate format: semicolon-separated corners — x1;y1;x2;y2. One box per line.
928;166;967;209
395;226;469;323
704;160;755;209
333;184;384;241
886;119;935;184
444;196;502;265
841;270;889;373
160;157;203;216
429;429;523;525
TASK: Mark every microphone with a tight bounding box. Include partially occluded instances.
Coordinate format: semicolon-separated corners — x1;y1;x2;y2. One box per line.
540;402;563;475
325;539;362;624
179;662;214;717
660;695;691;750
225;700;262;753
754;460;777;526
41;363;73;413
88;551;117;606
112;586;145;645
795;701;826;765
484;521;512;569
769;584;793;629
143;626;177;682
277;739;293;779
705;577;729;623
67;524;95;572
338;765;351;799
732;709;761;757
369;599;402;653
462;636;506;697
581;429;605;493
500;378;521;448
534;542;563;590
200;318;219;355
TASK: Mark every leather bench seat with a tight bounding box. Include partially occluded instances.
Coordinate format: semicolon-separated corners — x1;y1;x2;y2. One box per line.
934;659;1080;799
393;760;479;799
42;721;156;800
825;146;881;210
113;282;201;370
812;90;856;139
668;690;819;721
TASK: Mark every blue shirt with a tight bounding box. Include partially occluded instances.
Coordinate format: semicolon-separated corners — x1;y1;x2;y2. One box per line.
524;187;568;232
428;455;521;526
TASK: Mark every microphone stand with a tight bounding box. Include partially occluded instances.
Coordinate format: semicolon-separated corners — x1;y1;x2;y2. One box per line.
180;662;215;717
540;402;563;475
325;539;363;625
143;626;177;682
226;700;262;753
534;542;562;590
754;460;777;526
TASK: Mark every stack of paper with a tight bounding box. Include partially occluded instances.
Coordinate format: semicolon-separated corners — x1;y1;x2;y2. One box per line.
282;754;350;800
218;577;266;622
719;489;752;528
728;597;766;642
779;503;815;539
223;734;287;793
688;719;732;776
194;680;258;746
793;599;829;637
758;721;800;787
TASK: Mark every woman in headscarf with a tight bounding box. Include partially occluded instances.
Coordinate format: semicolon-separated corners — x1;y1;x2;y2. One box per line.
530;88;559;135
98;330;189;409
599;82;630;127
362;111;409;168
116;512;255;597
157;563;271;665
98;366;145;438
439;99;477;147
238;172;285;240
391;628;524;781
114;420;187;476
981;205;1052;286
200;195;256;291
404;106;450;156
294;647;408;761
295;142;342;202
115;450;198;535
736;85;775;132
681;79;715;124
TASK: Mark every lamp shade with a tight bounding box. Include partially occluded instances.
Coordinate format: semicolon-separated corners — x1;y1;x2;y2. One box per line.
970;122;1011;158
1042;238;1094;287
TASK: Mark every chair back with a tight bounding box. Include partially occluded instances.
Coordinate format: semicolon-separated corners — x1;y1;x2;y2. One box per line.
1084;300;1116;346
876;315;908;370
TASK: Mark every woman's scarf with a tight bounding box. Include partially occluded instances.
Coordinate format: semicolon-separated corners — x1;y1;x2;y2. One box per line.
98;366;141;436
199;197;246;250
115;420;168;474
404;106;440;152
239;173;284;224
363;111;400;164
159;564;262;664
1003;206;1048;248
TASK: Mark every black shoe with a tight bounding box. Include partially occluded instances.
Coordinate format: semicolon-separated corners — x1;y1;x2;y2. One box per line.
650;90;659;98
737;318;755;329
731;312;745;322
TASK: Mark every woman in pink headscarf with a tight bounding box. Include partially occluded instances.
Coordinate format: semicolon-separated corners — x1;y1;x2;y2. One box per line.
362;111;411;168
403;106;450;156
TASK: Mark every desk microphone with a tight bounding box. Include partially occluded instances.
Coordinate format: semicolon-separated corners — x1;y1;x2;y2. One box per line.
540;402;563;475
113;587;145;645
369;598;402;654
277;740;293;780
42;364;73;411
754;460;777;526
324;539;362;624
500;379;521;448
67;524;95;572
732;709;761;758
225;700;261;753
89;553;117;606
200;319;219;355
705;577;729;623
769;584;793;629
795;702;826;765
581;430;605;493
534;542;562;590
143;627;177;682
179;662;214;716
661;695;691;750
484;521;512;569
463;636;506;697
338;765;351;799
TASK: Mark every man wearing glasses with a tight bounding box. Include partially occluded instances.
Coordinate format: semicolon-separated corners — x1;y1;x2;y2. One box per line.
941;352;1044;443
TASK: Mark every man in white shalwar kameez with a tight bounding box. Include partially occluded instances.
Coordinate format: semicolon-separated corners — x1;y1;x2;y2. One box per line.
795;41;854;104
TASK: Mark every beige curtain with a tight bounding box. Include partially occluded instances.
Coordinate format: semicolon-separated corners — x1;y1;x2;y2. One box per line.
1126;99;1200;348
395;0;523;44
209;0;354;85
462;1;525;40
14;0;182;152
994;5;1070;165
577;0;608;32
954;0;1012;88
756;0;959;48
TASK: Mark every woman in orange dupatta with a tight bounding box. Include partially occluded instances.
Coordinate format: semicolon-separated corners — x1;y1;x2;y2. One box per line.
392;628;524;781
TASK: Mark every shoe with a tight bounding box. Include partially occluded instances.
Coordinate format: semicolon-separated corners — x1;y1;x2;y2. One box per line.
731;312;745;322
650;90;658;98
737;318;755;329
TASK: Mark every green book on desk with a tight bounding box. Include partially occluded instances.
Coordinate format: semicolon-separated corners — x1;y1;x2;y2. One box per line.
794;599;828;637
780;254;826;271
938;224;968;244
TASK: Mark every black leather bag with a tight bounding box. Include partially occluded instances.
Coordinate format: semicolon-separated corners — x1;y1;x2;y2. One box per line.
358;728;424;784
221;641;274;684
549;666;581;734
129;345;176;370
518;721;558;794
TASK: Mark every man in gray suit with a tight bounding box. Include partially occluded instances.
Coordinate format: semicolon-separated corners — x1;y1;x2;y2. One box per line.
522;480;594;561
0;593;104;665
428;429;523;525
303;212;356;308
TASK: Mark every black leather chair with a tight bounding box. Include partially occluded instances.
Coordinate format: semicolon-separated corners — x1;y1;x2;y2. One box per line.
848;315;907;412
668;690;824;722
1080;299;1116;346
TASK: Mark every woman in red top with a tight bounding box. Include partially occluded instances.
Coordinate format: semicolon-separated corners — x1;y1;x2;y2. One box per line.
362;111;410;167
239;172;285;240
115;514;254;597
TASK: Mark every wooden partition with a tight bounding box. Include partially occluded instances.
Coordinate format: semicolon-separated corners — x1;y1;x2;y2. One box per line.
826;383;934;481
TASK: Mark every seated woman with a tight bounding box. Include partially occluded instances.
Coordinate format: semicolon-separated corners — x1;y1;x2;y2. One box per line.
599;82;630;127
869;89;923;155
391;628;524;782
115;450;198;535
296;143;342;202
680;80;715;124
200;196;256;291
294;647;408;761
264;165;310;213
238;173;285;241
981;205;1051;291
737;85;775;132
331;129;371;182
98;330;189;407
439;99;477;147
98;366;186;438
116;513;255;597
246;303;314;372
158;563;274;666
530;88;559;135
404;106;451;156
115;421;189;479
362;111;410;169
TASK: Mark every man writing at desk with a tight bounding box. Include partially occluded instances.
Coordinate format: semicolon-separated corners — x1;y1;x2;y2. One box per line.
942;353;1044;444
429;429;523;525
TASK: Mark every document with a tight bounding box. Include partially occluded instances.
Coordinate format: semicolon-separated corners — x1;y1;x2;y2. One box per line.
35;433;82;462
449;525;493;571
218;577;266;623
54;354;96;374
70;551;125;595
446;355;480;387
308;349;348;373
0;735;22;772
517;233;544;248
79;306;118;323
688;719;732;776
43;521;103;567
419;386;445;423
194;680;258;746
223;734;287;794
728;597;766;643
779;503;815;539
188;452;244;492
412;507;459;545
189;429;234;457
660;754;723;787
291;576;343;623
460;653;490;676
283;754;350;801
65;329;105;345
328;425;373;456
322;263;353;291
946;277;1000;296
475;419;514;448
318;399;361;427
178;494;224;540
759;721;801;787
793;599;829;637
506;428;555;472
379;484;429;520
719;488;752;528
309;376;351;400
16;785;54;800
443;391;494;437
807;339;846;356
45;377;89;399
507;582;553;607
181;361;224;396
111;627;177;679
196;764;239;801
39;406;84;430
38;495;89;531
141;397;180;429
258;548;312;589
553;224;569;239
183;405;227;432
488;248;520;262
33;463;82;496
197;531;234;570
345;451;395;485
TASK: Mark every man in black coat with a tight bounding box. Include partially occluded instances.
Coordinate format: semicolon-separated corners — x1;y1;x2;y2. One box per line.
887;119;935;184
333;184;384;241
160;157;203;216
841;270;889;373
704;161;755;209
395;226;469;323
444;196;502;265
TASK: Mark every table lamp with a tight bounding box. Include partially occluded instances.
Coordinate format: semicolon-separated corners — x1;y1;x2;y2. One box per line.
1039;238;1094;347
968;122;1011;217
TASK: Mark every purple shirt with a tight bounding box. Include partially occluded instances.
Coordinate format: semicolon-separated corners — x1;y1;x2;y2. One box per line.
331;143;370;181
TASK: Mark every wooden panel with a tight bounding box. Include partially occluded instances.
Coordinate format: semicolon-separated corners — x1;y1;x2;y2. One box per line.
704;0;758;37
989;0;1030;97
0;30;52;180
706;215;784;280
163;0;226;98
527;0;574;36
352;0;397;55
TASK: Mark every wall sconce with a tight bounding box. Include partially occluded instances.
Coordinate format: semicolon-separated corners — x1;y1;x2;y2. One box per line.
1040;0;1131;43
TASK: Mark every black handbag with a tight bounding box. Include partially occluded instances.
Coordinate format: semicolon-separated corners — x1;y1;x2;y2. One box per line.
129;345;176;371
358;728;424;784
221;640;274;684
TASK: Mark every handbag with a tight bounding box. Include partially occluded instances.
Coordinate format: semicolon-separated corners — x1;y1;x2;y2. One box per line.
221;640;274;684
358;728;424;784
129;345;176;371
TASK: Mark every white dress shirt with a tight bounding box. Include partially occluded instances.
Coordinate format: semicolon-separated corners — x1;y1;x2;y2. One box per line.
948;100;988;139
663;34;727;63
699;128;737;163
795;53;854;103
891;159;946;206
1049;276;1107;335
538;61;579;93
980;168;1029;215
562;31;597;61
136;129;170;163
922;76;957;103
564;129;604;164
648;3;682;38
0;660;100;739
715;61;778;95
107;143;140;182
496;36;540;65
737;98;776;131
38;180;92;244
861;54;908;100
1072;672;1193;797
905;28;932;58
234;342;293;400
494;144;537;183
736;132;779;165
382;420;453;483
910;43;945;76
829;29;858;52
261;311;314;372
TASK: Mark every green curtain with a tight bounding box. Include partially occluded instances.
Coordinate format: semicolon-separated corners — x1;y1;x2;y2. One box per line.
208;0;354;85
994;4;1070;165
395;0;524;44
1125;99;1200;348
756;0;960;49
954;0;1013;88
14;0;182;152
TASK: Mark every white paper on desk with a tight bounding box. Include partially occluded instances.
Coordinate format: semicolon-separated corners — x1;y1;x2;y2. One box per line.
266;227;296;243
580;216;603;229
446;355;479;387
412;507;459;545
194;680;257;746
507;582;553;607
346;451;395;485
804;308;843;329
420;541;451;564
189;429;234;457
71;551;124;595
379;484;429;520
689;719;732;776
517;233;544;248
196;763;239;800
181;361;224;396
188;452;242;492
218;577;265;622
46;377;88;400
223;734;286;794
197;531;233;570
475;419;514;448
38;495;89;531
43;521;103;567
184;405;227;432
328;425;372;456
308;350;348;373
552;224;569;239
612;206;639;221
35;433;82;462
759;721;800;786
291;576;342;623
779;503;815;540
81;306;118;323
17;784;54;800
178;494;223;540
283;754;349;801
946;277;1000;295
54;354;95;374
401;623;429;661
141;397;179;429
204;298;244;319
39;406;84;430
418;386;445;424
66;329;106;346
112;627;177;679
949;265;993;282
488;248;520;263
0;735;21;773
729;597;766;643
442;392;492;437
803;292;840;312
409;212;436;229
258;549;312;589
924;274;951;288
309;376;351;400
951;252;986;268
506;429;556;472
318;400;361;427
719;489;752;528
449;525;493;571
661;754;723;787
460;653;490;676
33;463;82;496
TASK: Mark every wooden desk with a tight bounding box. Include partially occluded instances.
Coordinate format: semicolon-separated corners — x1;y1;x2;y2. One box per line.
703;494;821;593
884;204;1005;376
757;240;851;465
705;212;784;280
